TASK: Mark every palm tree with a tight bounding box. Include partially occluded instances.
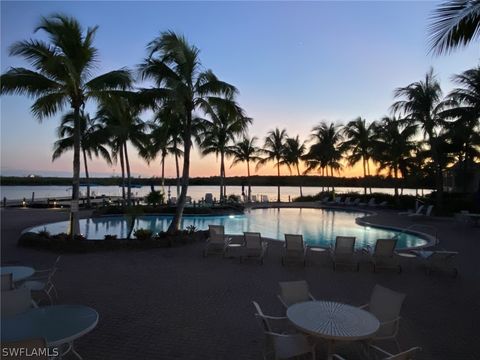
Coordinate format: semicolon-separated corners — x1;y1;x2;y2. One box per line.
257;128;288;202
392;68;447;208
281;136;307;197
139;31;237;232
374;117;418;199
52;111;112;207
229;136;261;202
428;0;480;55
200;97;251;202
306;122;344;192
0;14;131;236
97;95;147;206
342;117;377;194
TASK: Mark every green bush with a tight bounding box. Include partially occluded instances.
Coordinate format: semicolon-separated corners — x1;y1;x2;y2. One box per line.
133;228;153;241
146;190;164;206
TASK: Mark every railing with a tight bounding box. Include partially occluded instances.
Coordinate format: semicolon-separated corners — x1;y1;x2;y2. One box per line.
393;223;439;246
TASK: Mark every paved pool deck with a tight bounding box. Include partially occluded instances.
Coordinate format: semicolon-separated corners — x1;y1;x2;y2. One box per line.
1;205;479;359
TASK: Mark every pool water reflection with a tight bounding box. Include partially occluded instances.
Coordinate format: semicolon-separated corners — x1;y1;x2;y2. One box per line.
29;208;427;249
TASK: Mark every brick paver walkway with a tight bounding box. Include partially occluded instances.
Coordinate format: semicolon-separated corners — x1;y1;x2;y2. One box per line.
1;207;479;359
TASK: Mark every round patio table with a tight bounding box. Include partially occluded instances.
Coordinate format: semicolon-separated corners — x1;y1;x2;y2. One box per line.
1;305;99;359
287;301;380;360
1;266;34;282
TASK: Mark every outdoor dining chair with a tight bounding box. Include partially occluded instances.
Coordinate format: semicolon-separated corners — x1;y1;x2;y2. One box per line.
240;232;268;264
252;301;316;360
203;225;230;257
1;273;13;291
359;284;406;351
366;239;401;273
277;280;316;308
333;345;421;360
1;338;48;360
282;234;307;266
23;268;58;305
1;287;36;317
330;236;359;271
425;251;459;277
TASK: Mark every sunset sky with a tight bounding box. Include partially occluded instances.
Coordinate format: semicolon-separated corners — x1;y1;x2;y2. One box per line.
1;1;478;178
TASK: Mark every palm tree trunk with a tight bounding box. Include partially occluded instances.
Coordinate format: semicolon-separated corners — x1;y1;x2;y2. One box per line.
277;160;281;202
82;147;91;208
247;159;251;202
124;142;132;207
362;158;367;195
430;138;444;209
220;151;225;203
330;166;335;192
296;164;303;197
174;141;180;197
69;106;81;238
161;150;166;194
120;145;126;204
393;167;399;201
168;113;192;233
366;159;372;194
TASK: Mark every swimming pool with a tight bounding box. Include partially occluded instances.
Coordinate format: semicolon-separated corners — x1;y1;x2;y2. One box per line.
28;208;428;249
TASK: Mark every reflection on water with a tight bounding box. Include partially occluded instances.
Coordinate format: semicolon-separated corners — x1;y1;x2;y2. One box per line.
29;208;427;249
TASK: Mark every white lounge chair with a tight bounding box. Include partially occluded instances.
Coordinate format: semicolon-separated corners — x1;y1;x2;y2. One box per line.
240;232;268;264
367;198;378;207
399;205;424;216
359;284;406;351
253;301;316;360
277;280;316;308
352;198;361;206
344;197;352;205
1;273;13;291
282;234;307;266
366;239;401;273
409;205;433;218
203;225;230;257
330;236;359;271
319;196;329;204
333;345;421;360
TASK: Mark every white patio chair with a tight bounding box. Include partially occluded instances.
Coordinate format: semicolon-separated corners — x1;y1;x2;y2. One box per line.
203;225;230;257
333;345;421;359
424;251;459;277
22;268;58;305
399;205;423;216
409;205;433;218
241;232;268;264
1;287;36;317
352;198;361;206
282;234;307;266
359;284;406;351
366;239;401;273
1;338;48;360
344;197;352;205
1;273;13;291
330;236;359;271
367;198;378;207
253;301;316;360
277;280;316;308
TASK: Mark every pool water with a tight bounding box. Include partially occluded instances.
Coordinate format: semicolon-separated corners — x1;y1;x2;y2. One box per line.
28;208;427;249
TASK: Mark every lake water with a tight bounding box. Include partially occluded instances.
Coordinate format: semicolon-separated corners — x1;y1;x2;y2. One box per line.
28;208;427;248
0;185;431;203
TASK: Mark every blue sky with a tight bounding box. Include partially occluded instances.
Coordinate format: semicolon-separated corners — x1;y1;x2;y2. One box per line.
1;1;478;177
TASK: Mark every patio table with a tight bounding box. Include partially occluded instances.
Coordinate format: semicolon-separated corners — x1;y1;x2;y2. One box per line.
287;301;380;360
1;266;34;282
1;305;99;359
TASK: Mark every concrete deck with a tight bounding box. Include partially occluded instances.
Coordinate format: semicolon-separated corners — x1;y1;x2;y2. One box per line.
1;207;479;359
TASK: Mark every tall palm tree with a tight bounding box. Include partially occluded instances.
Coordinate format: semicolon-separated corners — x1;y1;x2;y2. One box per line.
257;128;288;202
305;122;344;191
342;117;377;194
229;136;261;202
281;136;307;197
374;117;418;199
97;95;147;206
139;31;237;232
52;111;112;207
428;0;480;55
392;68;447;208
0;14;131;236
200;96;251;202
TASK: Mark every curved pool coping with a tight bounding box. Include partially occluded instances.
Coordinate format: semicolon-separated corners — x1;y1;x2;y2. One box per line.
21;205;434;249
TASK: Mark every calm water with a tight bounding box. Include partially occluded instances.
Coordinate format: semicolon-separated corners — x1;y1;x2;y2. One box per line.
28;208;427;249
1;185;431;202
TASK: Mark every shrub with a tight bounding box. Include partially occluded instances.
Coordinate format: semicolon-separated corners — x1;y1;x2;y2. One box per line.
133;228;153;241
104;234;118;241
146;190;164;206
